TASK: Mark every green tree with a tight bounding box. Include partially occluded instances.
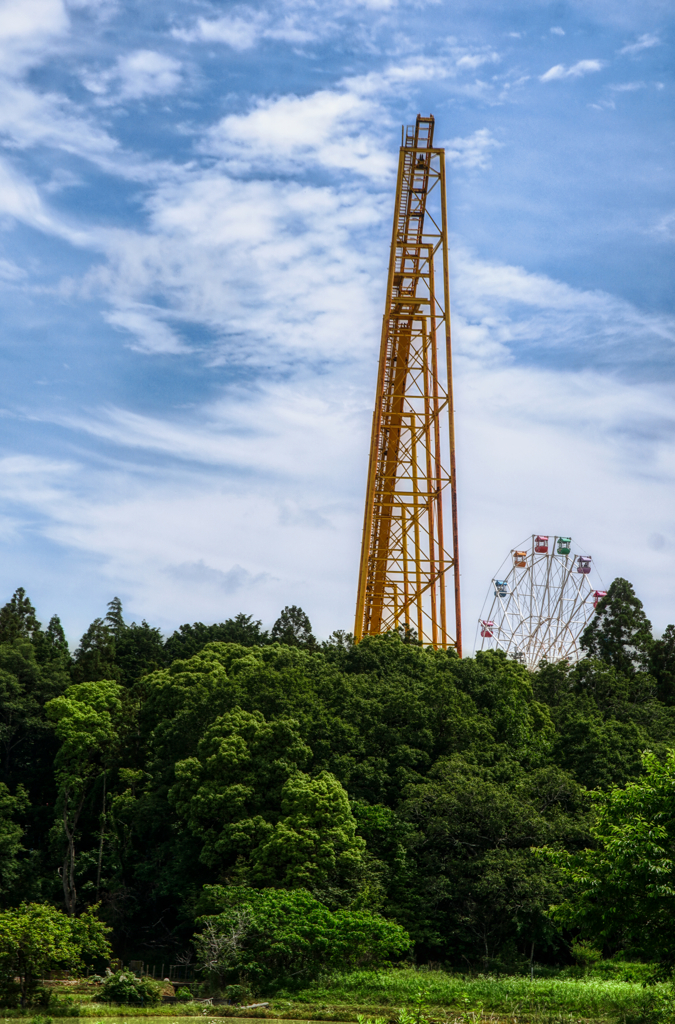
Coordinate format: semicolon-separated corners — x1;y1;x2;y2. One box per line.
0;638;69;783
249;770;366;895
194;885;410;991
270;606;316;649
0;902;110;1006
46;681;123;914
33;615;70;667
552;749;675;967
72;619;120;685
580;578;653;675
103;598;167;686
398;756;584;966
164;615;268;662
649;624;675;705
0;783;28;904
0;589;41;645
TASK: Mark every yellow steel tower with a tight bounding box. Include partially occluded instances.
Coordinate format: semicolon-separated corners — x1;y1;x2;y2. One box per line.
354;114;461;653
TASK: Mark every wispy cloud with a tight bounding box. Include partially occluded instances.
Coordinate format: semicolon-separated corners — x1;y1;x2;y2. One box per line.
104;308;191;354
166;560;274;593
619;33;661;55
442;128;502;170
540;59;605;82
456;51;500;70
82;50;183;101
609;80;646;91
652;211;675;240
172;8;314;49
0;0;69;75
201;88;392;179
550;26;565;35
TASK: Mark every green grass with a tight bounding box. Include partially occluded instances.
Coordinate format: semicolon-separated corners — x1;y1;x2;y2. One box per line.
6;968;669;1024
273;968;666;1021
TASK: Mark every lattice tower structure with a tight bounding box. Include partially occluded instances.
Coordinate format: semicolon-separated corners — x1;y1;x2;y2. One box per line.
354;114;461;652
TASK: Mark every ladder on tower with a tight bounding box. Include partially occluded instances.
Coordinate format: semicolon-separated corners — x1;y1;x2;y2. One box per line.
354;114;461;653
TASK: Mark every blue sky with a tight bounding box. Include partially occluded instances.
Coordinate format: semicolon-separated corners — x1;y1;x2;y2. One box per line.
0;0;673;648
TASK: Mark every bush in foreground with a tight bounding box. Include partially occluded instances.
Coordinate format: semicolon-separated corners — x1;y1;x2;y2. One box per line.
194;886;410;993
94;969;162;1005
0;904;110;1008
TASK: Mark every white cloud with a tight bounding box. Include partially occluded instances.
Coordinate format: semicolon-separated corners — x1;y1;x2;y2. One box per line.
609;80;646;91
588;98;616;111
104;308;192;354
550;26;565;35
0;82;118;156
0;0;67;39
167;560;274;593
173;13;264;50
83;50;183;101
0;0;69;73
540;59;605;81
442;128;502;170
0;257;26;281
652;210;675;240
202;89;392;179
456;51;500;70
619;33;661;55
0;157;52;229
73;165;384;373
172;8;314;49
199;58;485;180
0;80;182;184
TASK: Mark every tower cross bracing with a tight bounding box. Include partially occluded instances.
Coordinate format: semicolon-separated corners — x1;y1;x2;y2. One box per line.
355;114;461;652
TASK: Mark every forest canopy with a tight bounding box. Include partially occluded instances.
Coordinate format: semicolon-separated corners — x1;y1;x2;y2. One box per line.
0;580;674;982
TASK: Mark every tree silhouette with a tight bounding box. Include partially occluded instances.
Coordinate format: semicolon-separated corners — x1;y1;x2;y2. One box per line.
271;605;316;649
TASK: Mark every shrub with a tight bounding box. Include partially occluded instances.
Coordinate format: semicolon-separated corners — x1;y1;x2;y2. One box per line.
94;969;161;1005
194;885;411;993
0;904;110;1009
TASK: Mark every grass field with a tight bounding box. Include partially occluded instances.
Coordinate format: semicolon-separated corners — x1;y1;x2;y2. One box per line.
8;968;671;1024
276;969;667;1021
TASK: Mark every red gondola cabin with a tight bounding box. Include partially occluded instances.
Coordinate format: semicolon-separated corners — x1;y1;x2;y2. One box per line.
535;535;548;553
480;620;494;638
593;590;607;609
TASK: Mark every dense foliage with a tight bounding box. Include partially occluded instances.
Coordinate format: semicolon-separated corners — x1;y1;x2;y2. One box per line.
194;885;410;989
0;579;673;980
0;902;110;1006
94;967;162;1005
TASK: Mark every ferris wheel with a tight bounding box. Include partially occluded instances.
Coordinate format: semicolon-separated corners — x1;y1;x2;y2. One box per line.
477;535;605;669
